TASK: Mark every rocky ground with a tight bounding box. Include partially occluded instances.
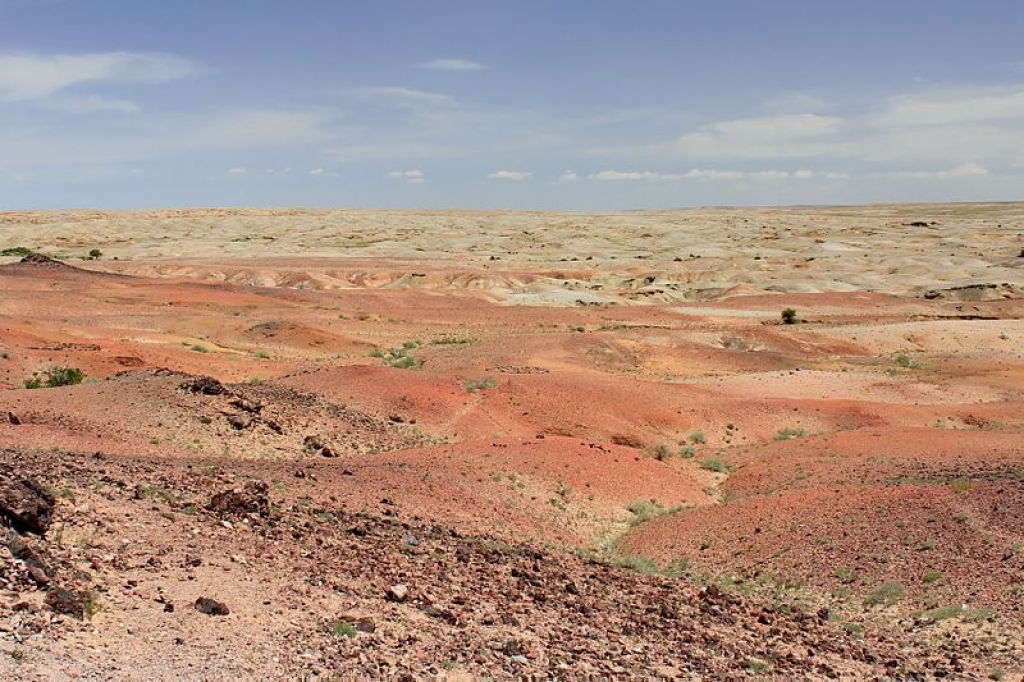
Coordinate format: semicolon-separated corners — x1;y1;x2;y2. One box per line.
1;204;1023;679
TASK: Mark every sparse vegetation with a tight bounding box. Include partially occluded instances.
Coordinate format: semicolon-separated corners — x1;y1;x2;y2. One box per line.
916;605;994;625
461;377;496;393
82;592;101;620
781;308;797;325
625;499;680;525
864;581;905;607
834;565;857;584
688;430;706;445
23;366;85;389
371;341;421;369
894;353;919;369
700;457;728;473
1;246;33;257
329;620;358;638
773;426;806;441
88;248;103;259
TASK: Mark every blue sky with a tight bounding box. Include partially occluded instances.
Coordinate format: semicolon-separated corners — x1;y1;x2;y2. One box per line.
1;0;1023;209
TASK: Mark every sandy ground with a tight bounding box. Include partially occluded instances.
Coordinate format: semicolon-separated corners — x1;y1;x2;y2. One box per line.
1;204;1023;680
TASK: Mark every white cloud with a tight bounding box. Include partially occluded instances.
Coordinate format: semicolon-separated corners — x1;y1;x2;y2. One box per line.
44;95;141;114
556;170;578;183
389;169;426;183
227;167;247;174
875;163;990;179
759;92;830;114
589;168;816;181
684;169;745;180
590;170;682;181
487;170;532;181
872;85;1024;127
0;51;197;100
672;114;845;159
417;58;486;71
195;109;336;148
350;86;456;110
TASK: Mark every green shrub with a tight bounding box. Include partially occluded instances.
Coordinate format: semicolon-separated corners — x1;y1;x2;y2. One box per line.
1;246;33;257
834;565;857;584
461;377;496;393
895;353;919;369
864;581;905;607
781;308;797;325
689;430;706;444
329;620;358;638
700;457;727;473
626;499;667;524
24;366;84;389
773;426;806;441
652;443;672;460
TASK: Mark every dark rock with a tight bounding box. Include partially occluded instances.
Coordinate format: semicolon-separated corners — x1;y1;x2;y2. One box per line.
194;597;229;616
229;397;262;413
6;412;20;426
387;584;409;602
45;586;91;619
207;481;270;518
344;616;375;633
226;414;251;430
303;435;335;457
4;529;52;582
611;433;643;449
19;253;68;268
0;466;56;534
180;376;227;395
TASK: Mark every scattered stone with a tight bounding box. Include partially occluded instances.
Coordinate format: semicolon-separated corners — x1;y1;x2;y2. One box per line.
386;584;409;602
611;434;643;449
194;597;230;616
229;397;262;413
0;466;56;534
45;586;91;619
180;376;227;395
226;414;252;430
207;481;270;518
303;435;335;457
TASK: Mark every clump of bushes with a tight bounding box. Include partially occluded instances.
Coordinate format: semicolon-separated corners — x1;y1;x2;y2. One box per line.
461;377;496;393
700;457;728;473
773;426;806;441
371;340;422;369
24;366;85;389
2;246;34;257
781;308;798;325
864;581;905;607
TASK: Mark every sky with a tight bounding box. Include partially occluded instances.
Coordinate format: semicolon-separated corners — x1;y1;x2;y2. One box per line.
1;0;1023;210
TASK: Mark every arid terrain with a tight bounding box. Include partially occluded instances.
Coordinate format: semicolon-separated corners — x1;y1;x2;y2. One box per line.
1;203;1023;680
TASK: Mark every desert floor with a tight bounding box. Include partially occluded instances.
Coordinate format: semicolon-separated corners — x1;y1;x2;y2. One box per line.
1;203;1023;680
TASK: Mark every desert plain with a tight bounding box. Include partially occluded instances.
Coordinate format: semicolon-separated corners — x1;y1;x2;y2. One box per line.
1;203;1023;679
